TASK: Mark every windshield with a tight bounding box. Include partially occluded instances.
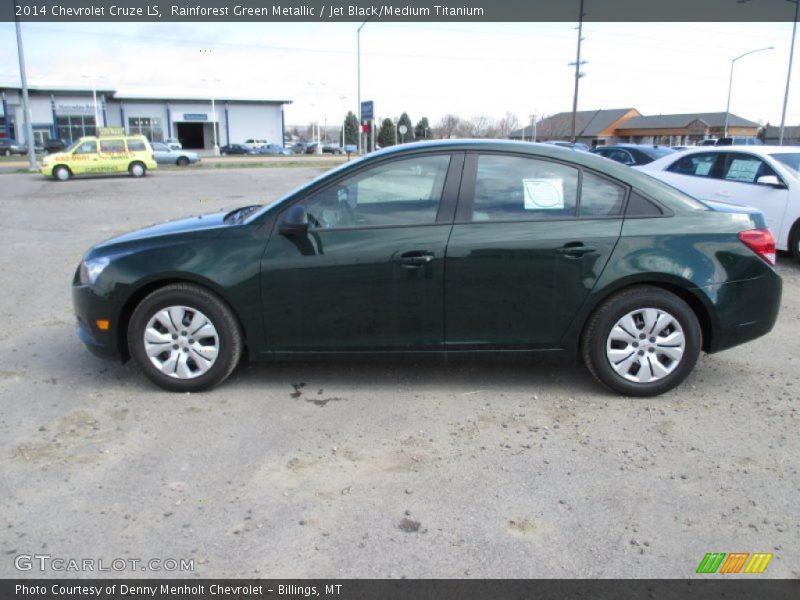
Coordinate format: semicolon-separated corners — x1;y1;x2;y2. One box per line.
64;139;82;153
244;155;367;223
641;146;675;159
770;153;800;178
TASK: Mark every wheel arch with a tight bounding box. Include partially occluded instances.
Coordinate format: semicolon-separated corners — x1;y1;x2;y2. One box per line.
115;275;249;362
788;217;800;258
575;276;716;354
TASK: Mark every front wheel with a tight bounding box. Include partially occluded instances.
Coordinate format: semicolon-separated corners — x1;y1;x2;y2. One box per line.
582;286;701;397
789;224;800;262
129;162;146;177
3;148;10;156
128;283;243;392
53;165;71;181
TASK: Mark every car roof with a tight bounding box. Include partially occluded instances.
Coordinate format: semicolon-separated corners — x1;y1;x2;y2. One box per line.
662;145;800;156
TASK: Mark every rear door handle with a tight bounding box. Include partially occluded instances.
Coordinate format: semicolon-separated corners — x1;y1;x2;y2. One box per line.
397;250;435;267
556;243;597;257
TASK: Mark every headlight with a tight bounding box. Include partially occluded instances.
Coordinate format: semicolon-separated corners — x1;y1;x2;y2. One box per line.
79;256;110;285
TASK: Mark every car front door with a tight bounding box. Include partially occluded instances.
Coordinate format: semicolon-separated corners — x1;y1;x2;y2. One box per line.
708;152;790;238
260;152;463;352
70;140;99;175
444;153;626;350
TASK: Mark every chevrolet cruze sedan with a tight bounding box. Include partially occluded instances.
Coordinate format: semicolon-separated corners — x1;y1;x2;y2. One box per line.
73;140;781;396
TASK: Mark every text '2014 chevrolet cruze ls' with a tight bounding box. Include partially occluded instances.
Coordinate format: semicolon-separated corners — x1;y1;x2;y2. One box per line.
73;141;782;396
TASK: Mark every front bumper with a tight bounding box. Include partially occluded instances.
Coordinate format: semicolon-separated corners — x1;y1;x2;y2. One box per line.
72;281;122;360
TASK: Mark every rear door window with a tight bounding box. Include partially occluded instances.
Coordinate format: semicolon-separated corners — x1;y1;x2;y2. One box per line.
721;153;777;184
579;172;626;217
471;154;578;221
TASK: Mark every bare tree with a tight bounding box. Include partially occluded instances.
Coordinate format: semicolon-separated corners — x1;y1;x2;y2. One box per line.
435;114;461;139
497;112;520;138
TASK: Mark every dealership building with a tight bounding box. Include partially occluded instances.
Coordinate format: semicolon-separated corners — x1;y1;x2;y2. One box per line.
0;85;291;149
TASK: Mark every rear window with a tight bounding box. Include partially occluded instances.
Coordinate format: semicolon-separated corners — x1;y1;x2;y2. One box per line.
127;139;147;152
639;146;675;159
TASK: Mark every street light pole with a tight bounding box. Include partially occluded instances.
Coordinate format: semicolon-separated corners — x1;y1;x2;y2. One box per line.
779;0;799;145
724;46;773;137
14;19;36;171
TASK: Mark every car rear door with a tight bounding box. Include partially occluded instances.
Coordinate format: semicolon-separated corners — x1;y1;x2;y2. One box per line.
260;152;463;352
444;152;626;350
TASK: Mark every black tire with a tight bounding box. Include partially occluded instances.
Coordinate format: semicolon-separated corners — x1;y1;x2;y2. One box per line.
3;149;10;156
128;283;243;392
176;156;189;167
221;151;228;156
581;286;702;397
53;165;71;181
129;161;146;177
789;222;800;262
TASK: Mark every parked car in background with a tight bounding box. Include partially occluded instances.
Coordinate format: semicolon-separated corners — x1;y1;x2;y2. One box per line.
592;144;675;166
0;138;24;156
305;143;344;155
71;140;780;397
715;136;762;146
163;138;183;151
219;144;256;156
151;142;200;166
290;142;312;154
636;145;800;259
41;138;69;153
40;134;157;181
243;138;269;150
540;140;591;152
256;143;292;156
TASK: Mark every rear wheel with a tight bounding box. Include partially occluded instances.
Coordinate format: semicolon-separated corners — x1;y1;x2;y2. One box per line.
53;165;71;181
3;148;10;156
176;156;189;167
128;283;242;392
129;162;146;177
582;286;701;397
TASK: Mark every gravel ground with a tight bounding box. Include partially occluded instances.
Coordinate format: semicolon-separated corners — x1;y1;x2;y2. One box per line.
0;168;797;579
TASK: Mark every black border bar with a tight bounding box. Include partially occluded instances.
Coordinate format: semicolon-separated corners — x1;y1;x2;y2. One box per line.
2;579;800;600
4;0;800;22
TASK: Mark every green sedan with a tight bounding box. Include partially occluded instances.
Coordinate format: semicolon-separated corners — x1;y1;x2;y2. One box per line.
72;140;782;396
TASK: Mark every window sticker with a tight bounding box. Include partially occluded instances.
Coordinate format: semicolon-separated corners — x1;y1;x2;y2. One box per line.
523;178;564;210
694;160;713;176
726;159;760;182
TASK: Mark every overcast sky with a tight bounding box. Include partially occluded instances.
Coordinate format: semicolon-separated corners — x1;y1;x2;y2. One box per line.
0;21;795;128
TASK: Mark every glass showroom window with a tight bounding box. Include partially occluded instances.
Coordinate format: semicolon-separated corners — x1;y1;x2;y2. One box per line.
57;114;97;142
128;117;164;142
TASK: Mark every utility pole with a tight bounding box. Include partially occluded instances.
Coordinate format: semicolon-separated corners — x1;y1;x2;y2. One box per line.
569;0;587;144
779;0;799;145
14;18;37;171
357;18;371;154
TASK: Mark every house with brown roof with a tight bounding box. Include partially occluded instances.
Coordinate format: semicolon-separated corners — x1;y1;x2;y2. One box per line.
509;108;640;146
612;112;759;145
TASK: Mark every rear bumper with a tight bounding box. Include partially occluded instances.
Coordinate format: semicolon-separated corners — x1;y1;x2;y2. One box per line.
703;269;782;353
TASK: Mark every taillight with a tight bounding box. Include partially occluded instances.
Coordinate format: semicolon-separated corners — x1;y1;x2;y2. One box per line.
738;228;776;266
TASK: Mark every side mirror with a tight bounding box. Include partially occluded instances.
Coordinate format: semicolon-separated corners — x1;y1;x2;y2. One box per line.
756;175;785;188
279;205;309;236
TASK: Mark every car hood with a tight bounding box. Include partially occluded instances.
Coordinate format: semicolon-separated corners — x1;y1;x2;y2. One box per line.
93;210;232;250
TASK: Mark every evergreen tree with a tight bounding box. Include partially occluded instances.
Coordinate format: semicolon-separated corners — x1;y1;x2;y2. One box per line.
414;117;431;140
343;111;359;146
377;118;396;148
397;112;413;143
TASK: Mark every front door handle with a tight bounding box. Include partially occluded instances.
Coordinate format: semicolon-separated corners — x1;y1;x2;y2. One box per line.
556;243;597;258
397;250;434;267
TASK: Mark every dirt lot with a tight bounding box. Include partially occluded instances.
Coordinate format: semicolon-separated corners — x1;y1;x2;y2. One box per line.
0;168;797;578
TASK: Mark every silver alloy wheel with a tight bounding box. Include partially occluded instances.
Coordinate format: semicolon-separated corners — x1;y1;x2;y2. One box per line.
606;308;686;383
143;306;219;379
130;163;145;177
55;167;70;181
